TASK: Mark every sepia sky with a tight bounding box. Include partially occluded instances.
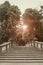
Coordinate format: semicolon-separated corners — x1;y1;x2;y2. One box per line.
0;0;43;14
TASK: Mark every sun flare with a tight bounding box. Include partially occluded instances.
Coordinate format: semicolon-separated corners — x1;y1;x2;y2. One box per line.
22;25;27;30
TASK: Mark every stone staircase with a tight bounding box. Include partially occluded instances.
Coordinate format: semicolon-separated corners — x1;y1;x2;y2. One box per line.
0;46;43;63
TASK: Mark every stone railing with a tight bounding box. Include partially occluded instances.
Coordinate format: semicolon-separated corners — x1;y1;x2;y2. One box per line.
31;41;43;50
0;42;11;53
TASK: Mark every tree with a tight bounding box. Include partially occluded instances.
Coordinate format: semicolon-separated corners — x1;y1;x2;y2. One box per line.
0;1;10;22
0;1;21;44
37;5;43;41
23;8;42;41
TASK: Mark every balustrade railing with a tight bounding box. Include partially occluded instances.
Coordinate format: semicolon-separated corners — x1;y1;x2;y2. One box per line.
31;41;43;50
0;42;11;53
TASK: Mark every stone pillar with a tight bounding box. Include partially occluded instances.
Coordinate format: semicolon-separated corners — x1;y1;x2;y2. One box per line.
30;41;32;46
0;46;2;53
9;43;11;48
37;43;38;47
34;41;35;47
40;43;42;50
6;45;8;51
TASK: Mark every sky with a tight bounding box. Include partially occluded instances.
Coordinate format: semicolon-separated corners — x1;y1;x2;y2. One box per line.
0;0;43;14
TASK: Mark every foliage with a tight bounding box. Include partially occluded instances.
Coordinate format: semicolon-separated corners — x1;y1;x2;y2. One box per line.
23;8;42;21
23;8;42;42
0;1;21;44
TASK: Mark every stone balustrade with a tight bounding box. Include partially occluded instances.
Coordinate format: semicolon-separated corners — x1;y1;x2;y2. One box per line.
31;41;43;50
0;42;11;53
0;40;43;53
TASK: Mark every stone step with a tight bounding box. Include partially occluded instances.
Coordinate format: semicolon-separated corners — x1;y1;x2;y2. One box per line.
0;46;43;63
0;58;43;63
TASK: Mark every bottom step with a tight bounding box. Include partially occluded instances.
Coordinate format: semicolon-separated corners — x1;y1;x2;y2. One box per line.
0;58;43;63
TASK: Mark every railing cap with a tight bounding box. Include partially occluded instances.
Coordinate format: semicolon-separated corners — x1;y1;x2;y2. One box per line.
0;42;11;46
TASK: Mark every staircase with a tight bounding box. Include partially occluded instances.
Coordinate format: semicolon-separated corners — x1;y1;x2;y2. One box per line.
0;46;43;63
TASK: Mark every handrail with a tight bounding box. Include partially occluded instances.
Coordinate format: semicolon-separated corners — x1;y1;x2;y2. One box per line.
0;42;10;46
0;42;11;52
32;41;43;50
